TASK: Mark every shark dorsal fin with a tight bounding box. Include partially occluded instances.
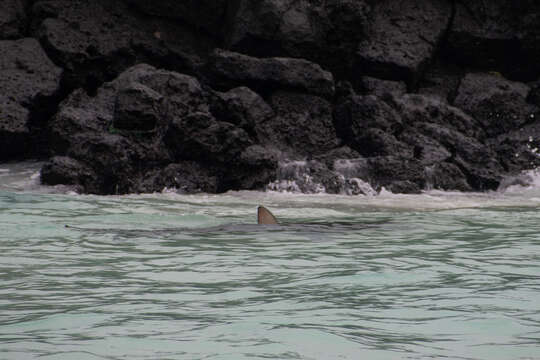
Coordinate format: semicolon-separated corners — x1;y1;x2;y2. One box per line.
257;206;278;225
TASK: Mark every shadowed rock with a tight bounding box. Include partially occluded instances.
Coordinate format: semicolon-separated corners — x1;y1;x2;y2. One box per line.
0;0;26;39
445;0;540;81
356;0;453;85
0;38;62;159
32;0;216;92
454;73;536;137
208;49;334;97
225;0;370;78
42;64;276;194
124;0;228;37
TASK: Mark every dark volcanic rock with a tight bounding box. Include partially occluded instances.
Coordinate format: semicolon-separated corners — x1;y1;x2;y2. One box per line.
0;0;537;196
141;162;219;194
0;97;30;160
445;0;540;81
454;73;536;137
268;159;346;194
356;0;453;85
32;0;216;92
113;83;164;131
529;82;540;107
225;0;370;78
396;94;484;139
331;156;425;194
0;38;62;108
0;38;62;159
209;49;335;97
213;86;275;139
358;76;407;98
124;0;228;37
43;64;277;194
40;156;98;192
334;93;408;157
425;162;472;192
165;114;252;163
417;61;464;102
412;121;503;190
394;94;504;190
491;121;540;174
0;0;26;39
265;91;339;156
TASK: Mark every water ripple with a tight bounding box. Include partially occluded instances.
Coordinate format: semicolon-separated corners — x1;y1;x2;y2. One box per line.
1;191;540;359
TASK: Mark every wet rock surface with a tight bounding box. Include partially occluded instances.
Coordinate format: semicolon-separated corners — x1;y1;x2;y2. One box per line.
0;0;539;194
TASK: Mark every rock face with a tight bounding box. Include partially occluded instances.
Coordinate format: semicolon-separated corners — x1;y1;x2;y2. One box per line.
31;0;216;93
356;0;453;86
0;38;62;160
0;0;26;39
44;64;278;194
0;0;539;194
208;49;335;97
445;0;540;81
225;0;370;78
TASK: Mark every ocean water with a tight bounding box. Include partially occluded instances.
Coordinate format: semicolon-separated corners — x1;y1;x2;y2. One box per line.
1;162;540;360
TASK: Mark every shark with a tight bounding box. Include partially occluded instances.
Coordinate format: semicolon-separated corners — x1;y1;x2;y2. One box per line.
257;205;278;225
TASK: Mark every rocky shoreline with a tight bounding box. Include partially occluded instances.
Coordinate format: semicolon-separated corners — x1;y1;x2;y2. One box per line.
2;0;540;194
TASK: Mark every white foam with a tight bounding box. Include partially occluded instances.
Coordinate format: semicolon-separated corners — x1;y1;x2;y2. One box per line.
499;169;540;193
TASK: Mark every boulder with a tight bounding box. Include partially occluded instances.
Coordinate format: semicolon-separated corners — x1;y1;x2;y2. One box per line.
165;114;253;163
454;73;537;137
356;0;453;85
445;0;540;81
140;162;219;194
43;63;276;194
0;38;62;108
0;0;25;39
0;38;62;158
336;156;425;193
268;159;346;194
491;120;540;174
225;144;278;191
264;91;339;156
393;93;504;190
358;76;407;98
123;0;228;37
113;83;164;131
0;97;30;160
225;0;370;78
32;0;215;92
40;156;98;192
212;86;274;139
333;94;409;157
208;49;335;97
425;162;472;192
528;81;540;107
395;94;484;139
417;61;464;102
412;122;503;190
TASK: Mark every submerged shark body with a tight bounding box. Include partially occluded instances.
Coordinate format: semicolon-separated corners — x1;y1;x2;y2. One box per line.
66;205;383;235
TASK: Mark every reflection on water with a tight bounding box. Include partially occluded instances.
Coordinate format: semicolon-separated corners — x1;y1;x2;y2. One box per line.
0;163;540;359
